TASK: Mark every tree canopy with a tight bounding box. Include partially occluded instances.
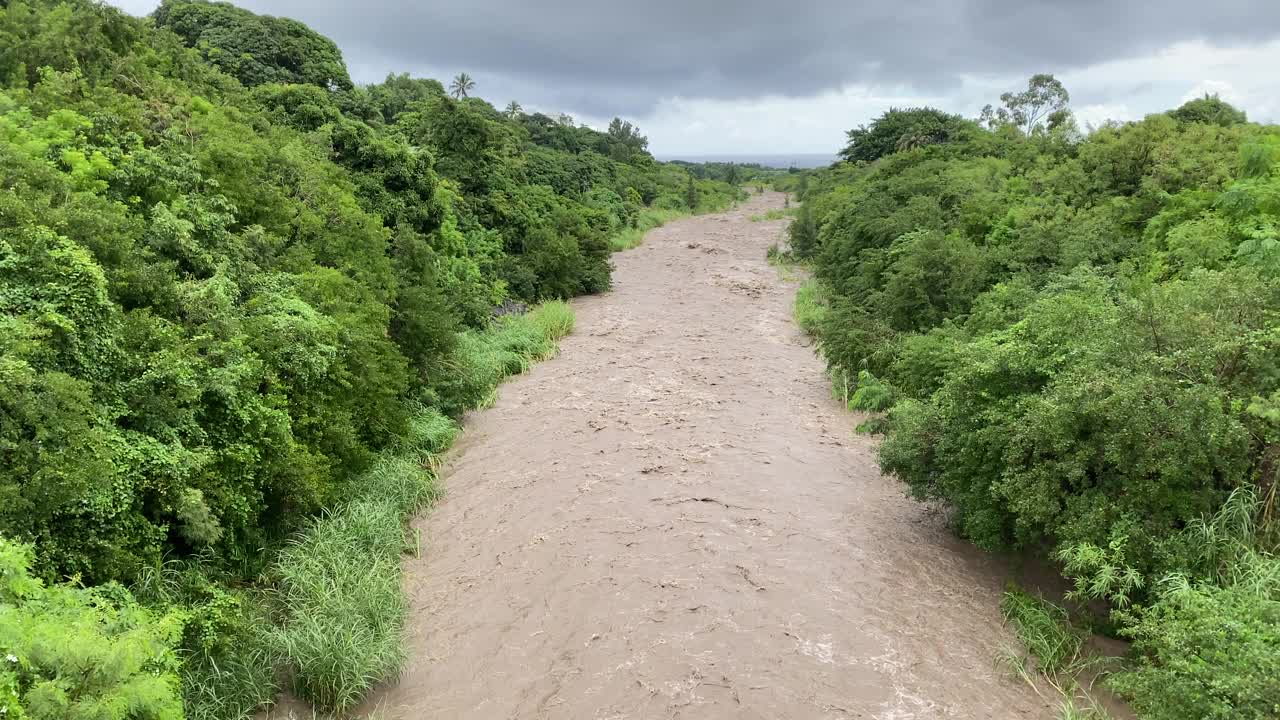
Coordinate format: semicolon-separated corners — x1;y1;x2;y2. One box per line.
794;74;1280;720
153;0;352;90
838;107;977;163
1169;93;1248;127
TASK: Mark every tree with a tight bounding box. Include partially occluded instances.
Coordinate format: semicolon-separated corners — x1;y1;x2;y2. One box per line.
154;0;352;89
789;201;818;257
504;100;522;119
982;74;1071;134
366;73;445;124
449;72;475;99
1169;94;1248;127
606;117;648;163
839;107;975;163
685;173;698;210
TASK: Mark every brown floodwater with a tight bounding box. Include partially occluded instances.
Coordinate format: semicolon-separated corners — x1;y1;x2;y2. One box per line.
359;192;1054;719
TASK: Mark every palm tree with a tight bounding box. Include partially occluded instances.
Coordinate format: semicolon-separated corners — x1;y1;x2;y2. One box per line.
504;101;522;119
449;73;475;100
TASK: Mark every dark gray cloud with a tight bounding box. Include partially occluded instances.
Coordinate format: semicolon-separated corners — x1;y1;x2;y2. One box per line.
127;0;1280;117
238;0;1280;113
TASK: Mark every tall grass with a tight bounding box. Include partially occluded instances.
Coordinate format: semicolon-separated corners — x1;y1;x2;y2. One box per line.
1000;589;1085;677
792;279;828;337
607;190;744;253
269;303;575;714
608;207;687;251
997;588;1114;720
528;300;576;340
274;496;414;712
749;208;793;222
430;301;573;417
132;564;281;720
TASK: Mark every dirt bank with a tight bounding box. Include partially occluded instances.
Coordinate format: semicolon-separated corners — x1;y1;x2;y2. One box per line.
362;192;1051;719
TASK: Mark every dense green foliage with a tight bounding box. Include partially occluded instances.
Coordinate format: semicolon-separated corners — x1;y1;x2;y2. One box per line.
1;537;184;720
0;0;738;716
838;107;977;163
153;0;352;90
795;80;1279;717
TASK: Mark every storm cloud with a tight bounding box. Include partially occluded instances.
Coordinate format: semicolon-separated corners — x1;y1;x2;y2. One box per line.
110;0;1280;152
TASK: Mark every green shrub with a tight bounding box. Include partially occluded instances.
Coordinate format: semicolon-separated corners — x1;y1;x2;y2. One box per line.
1109;563;1280;720
792;280;828;336
848;370;894;413
1102;490;1280;720
879;272;1261;571
0;537;184;720
788;203;819;257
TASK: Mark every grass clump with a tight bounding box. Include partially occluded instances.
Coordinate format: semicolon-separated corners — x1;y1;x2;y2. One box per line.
270;302;576;713
272;450;442;712
1000;589;1086;677
176;590;280;720
429;302;573;416
273;494;418;713
792;279;828;337
527;300;576;340
608;207;687;251
129;558;284;720
401;408;460;459
997;588;1114;720
749;208;792;222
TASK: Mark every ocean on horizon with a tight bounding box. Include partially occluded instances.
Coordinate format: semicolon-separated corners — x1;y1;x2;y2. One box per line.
656;153;837;169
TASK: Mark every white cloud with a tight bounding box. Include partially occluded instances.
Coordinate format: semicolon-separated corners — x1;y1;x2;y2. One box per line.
641;38;1280;155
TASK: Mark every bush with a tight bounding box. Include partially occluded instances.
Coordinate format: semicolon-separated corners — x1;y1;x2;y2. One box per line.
1106;491;1280;720
0;537;184;720
1110;567;1280;720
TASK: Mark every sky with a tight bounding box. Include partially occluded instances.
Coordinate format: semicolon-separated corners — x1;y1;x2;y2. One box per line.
107;0;1280;157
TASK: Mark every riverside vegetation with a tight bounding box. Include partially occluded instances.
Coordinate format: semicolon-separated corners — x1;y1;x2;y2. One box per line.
0;1;742;717
784;76;1279;719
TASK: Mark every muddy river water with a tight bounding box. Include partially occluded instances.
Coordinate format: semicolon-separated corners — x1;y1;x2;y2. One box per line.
362;192;1052;719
